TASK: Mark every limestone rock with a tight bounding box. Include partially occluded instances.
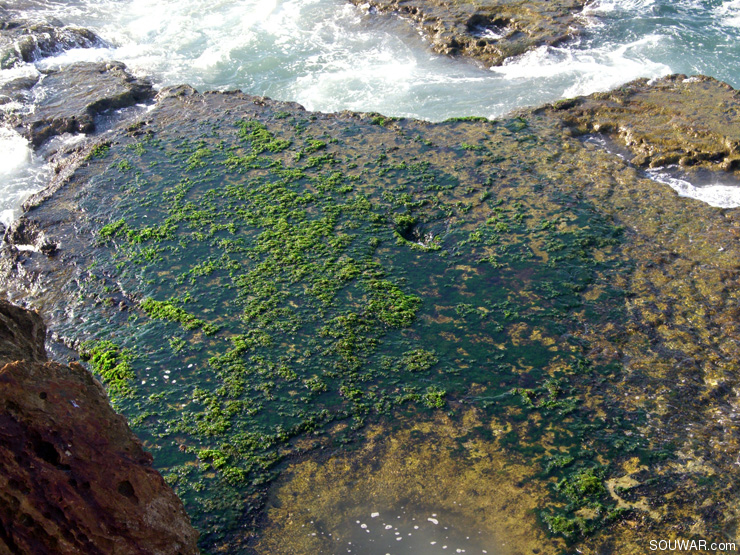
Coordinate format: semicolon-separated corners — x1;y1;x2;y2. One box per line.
540;74;740;176
0;301;199;554
0;299;46;364
9;62;154;146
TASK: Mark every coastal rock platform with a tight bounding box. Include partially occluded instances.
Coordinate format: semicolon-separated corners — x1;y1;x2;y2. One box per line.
3;73;740;553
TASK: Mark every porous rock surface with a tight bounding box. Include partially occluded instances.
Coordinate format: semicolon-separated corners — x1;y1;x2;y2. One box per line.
349;0;586;66
541;74;740;172
0;300;199;554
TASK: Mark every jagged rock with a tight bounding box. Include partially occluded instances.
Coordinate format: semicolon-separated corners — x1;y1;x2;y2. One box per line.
0;11;102;69
6;61;155;146
539;74;740;175
349;0;586;67
0;300;199;554
3;216;57;255
0;299;46;364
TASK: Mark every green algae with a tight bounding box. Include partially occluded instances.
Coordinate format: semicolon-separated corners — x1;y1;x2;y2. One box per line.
60;107;639;549
85;142;110;161
140;298;220;335
79;340;135;401
10;84;740;553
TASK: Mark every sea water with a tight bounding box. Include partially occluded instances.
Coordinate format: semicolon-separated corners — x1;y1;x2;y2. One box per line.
3;2;739;550
5;0;740;215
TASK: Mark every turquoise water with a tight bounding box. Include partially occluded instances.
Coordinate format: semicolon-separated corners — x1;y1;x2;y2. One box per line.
8;0;740;120
5;0;740;221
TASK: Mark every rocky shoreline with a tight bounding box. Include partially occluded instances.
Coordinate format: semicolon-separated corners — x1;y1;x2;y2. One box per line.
349;0;587;67
2;4;740;555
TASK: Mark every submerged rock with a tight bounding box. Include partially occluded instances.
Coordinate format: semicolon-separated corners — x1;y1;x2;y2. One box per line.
6;61;154;146
0;72;39;105
4;75;740;553
0;300;199;554
349;0;586;66
0;298;45;364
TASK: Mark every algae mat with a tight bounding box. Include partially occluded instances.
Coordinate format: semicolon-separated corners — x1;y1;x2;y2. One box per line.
3;80;740;553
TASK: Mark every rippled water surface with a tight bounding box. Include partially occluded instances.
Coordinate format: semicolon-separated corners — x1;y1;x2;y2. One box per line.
3;0;740;217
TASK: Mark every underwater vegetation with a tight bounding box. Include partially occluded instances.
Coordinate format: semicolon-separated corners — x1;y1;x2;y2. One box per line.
8;83;740;553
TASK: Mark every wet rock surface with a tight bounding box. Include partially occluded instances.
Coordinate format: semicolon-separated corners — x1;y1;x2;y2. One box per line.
0;8;102;69
0;72;39;105
0;299;46;364
541;74;740;173
349;0;586;66
5;61;154;146
3;76;740;554
0;300;199;554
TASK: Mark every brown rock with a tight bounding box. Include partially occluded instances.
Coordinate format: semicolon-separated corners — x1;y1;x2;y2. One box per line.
0;299;46;365
540;74;740;177
349;0;586;67
0;301;199;554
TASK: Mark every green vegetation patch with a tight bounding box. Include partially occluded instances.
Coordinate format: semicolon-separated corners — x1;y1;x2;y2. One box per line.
53;98;645;550
79;340;135;400
140;298;220;335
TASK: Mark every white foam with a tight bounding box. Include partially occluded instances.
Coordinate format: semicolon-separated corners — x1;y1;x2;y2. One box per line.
0;128;32;177
0;64;41;87
0;128;51;228
647;169;740;208
716;0;740;28
14;0;677;122
583;0;657;15
491;35;671;99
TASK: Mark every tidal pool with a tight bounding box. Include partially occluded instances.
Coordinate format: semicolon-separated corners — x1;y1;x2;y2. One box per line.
274;504;499;555
5;87;740;553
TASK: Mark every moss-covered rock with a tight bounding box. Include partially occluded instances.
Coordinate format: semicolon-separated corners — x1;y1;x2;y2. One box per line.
3;76;740;553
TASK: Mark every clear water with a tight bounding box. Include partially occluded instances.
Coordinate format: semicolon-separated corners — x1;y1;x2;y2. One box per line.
337;508;497;554
3;1;737;548
5;0;740;217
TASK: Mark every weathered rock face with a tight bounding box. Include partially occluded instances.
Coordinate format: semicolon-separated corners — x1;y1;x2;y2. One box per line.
5;61;155;146
0;299;46;364
349;0;586;66
0;300;199;554
540;74;740;173
0;10;102;69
